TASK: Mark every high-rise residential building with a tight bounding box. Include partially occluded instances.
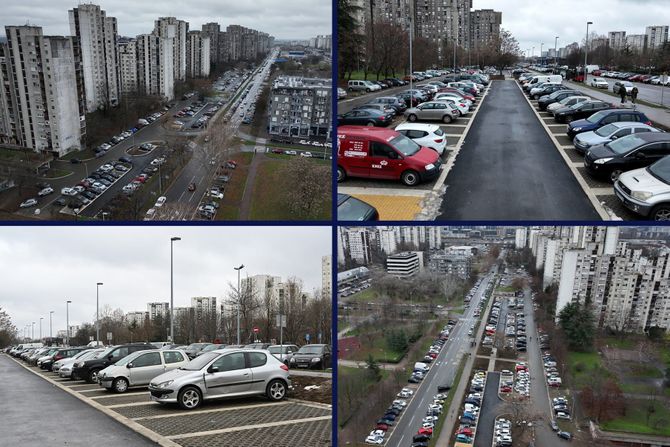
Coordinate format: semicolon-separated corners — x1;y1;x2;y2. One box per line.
201;22;220;64
470;9;501;49
515;228;528;249
321;255;332;299
218;31;230;62
242;274;282;306
310;35;332;51
268;76;331;139
125;311;147;326
186;31;210;78
608;31;626;49
387;251;423;277
154;17;188;82
147;302;170;320
227;25;244;61
69;4;119;112
118;40;138;94
136;33;174;100
343;227;373;264
191;296;218;321
646;25;669;51
0;26;85;156
378;228;398;254
627;34;647;53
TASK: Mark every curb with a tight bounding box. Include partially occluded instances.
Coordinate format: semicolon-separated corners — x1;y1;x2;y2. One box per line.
4;354;179;447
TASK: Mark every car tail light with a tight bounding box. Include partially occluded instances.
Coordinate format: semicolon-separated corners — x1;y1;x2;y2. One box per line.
280;364;289;372
55;354;63;360
434;139;443;143
645;121;652;126
460;103;466;107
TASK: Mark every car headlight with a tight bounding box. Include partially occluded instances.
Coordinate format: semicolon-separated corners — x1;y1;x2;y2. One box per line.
155;380;173;388
311;357;321;362
290;357;296;362
594;157;613;164
631;191;653;201
572;127;582;132
425;163;435;171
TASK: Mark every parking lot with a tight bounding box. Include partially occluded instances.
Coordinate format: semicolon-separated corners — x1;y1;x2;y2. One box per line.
2;353;332;447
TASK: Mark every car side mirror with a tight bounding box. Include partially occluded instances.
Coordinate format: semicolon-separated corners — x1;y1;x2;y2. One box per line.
126;363;133;369
209;366;219;373
611;135;618;140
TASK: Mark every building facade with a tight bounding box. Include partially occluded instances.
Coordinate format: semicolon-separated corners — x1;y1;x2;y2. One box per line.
268;76;331;139
387;251;423;277
118;39;138;94
154;17;188;82
186;31;211;78
608;31;626;49
646;25;669;51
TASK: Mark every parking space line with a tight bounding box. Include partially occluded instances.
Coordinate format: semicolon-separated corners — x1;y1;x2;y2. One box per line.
90;391;148;399
515;82;610;220
166;415;331;440
131;401;291;421
107;401;160;409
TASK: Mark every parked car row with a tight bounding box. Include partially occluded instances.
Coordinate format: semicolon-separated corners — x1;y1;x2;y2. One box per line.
494;417;513;447
599;71;670;86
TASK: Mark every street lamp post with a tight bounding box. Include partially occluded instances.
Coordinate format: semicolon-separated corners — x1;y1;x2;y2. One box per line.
96;282;103;346
39;317;43;340
555;36;559;67
234;264;245;345
49;310;54;339
585;21;593;83
31;322;35;340
170;237;181;343
540;43;544;65
532;46;535;59
66;300;71;346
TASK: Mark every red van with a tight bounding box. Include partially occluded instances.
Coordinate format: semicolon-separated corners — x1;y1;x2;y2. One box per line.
337;126;442;186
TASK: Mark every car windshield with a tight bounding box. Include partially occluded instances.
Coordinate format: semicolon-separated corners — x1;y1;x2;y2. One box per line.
390;134;421;157
180;352;219;370
201;344;222;352
595;124;618;137
606;134;646;155
269;346;292;354
297;346;323;355
586;110;609;123
648;156;670;183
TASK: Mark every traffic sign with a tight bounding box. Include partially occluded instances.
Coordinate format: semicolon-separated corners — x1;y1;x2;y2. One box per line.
253;326;259;334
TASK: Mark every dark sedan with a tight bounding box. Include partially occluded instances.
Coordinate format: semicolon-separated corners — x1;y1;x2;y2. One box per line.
567;109;651;140
396;92;421;107
553;100;612;124
537;90;580;111
529;83;565;100
366;96;408;114
584;132;670;182
337;193;379;221
337;108;392;127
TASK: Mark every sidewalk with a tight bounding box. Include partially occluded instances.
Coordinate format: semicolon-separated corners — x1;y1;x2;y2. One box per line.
565;80;670;130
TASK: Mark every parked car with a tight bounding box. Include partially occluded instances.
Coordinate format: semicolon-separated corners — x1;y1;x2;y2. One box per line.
573;122;661;154
547;96;590;114
184;343;212;359
567;109;652;140
148;349;290;409
98;349;189;393
72;343;158;383
268;344;300;365
348;80;381;93
337;193;379;221
395;123;448;155
19;198;38;208
553;100;613;124
404;101;458;124
337;126;442;186
338;109;392;127
289;344;331;369
613;81;634;95
366;96;408;114
591;77;609;89
615;155;670;220
537;90;580;111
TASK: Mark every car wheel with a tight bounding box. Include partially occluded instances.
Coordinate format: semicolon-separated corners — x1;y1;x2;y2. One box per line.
651;205;670;221
88;369;100;384
366;121;375;127
113;377;129;393
442;115;452;124
366;88;371;93
408;114;417;122
609;170;623;183
337;166;346;182
178;386;202;410
266;379;287;401
401;170;420;186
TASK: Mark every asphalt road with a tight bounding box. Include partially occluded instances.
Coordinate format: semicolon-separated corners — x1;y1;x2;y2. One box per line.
337;80;433;115
385;273;493;446
586;74;670;107
0;354;157;447
437;80;601;220
473;372;502;447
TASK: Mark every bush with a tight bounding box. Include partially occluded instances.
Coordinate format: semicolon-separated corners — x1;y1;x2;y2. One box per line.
574;362;585;373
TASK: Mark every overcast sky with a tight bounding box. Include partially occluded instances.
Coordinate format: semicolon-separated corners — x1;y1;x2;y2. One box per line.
0;226;331;337
0;0;331;40
475;0;670;56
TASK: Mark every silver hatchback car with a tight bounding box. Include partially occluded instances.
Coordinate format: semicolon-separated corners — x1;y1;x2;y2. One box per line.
148;349;290;410
98;349;190;393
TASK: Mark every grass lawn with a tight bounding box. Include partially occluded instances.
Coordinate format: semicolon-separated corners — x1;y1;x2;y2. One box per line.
59;147;96;161
496;285;517;292
619;382;657;394
599;336;636;350
567;351;606;388
342;70;405;81
347;287;379;302
629;364;663;379
215;153;252;221
601;399;670;437
41;169;72;179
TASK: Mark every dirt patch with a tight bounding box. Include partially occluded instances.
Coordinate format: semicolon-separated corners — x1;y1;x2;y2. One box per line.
290;375;332;405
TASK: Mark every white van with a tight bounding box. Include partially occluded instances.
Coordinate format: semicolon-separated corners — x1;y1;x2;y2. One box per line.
524;75;562;91
347;80;381;93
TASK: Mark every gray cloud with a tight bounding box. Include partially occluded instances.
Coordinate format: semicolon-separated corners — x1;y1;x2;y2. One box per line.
1;0;331;39
474;0;670;55
0;226;331;336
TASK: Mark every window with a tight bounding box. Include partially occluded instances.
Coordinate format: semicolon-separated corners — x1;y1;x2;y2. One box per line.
133;352;161;367
163;351;185;364
211;352;246;372
613;129;632;138
371;142;397;159
640;143;669;157
247;352;267;368
113;347;129;359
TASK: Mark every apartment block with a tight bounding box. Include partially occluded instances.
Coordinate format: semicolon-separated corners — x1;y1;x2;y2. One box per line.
118;40;138;94
627;34;647;53
125;311;147;326
268;76;331;139
608;31;626;49
342;227;373;264
646;25;669;51
136;33;174;100
470;8;501;48
428;249;472;279
387;251;423;277
191;296;218;321
186;31;210;78
147;302;170;320
0;26;85;156
154;17;188;82
69;4;119;112
201;22;220;64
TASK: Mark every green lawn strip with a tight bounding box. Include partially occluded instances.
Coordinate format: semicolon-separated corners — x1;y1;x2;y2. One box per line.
429;355;468;447
619;382;656;394
567;351;606;388
601;399;670;437
495;285;517;292
338;366;390;428
341;70;405;82
628;364;663;379
214;160;250;221
599;336;637;350
347;287;379;302
41;169;72;179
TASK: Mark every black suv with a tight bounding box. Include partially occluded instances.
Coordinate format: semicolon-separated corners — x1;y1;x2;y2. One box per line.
289;344;332;369
72;343;157;383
